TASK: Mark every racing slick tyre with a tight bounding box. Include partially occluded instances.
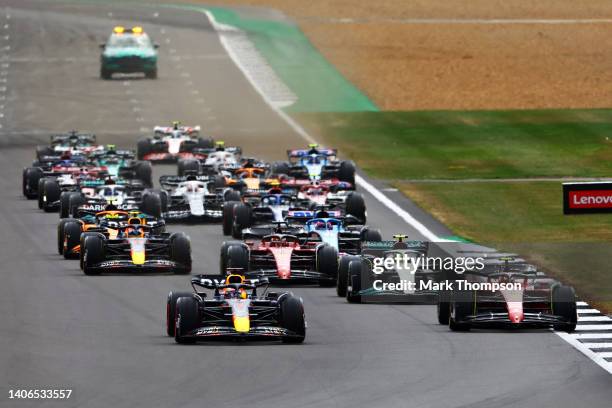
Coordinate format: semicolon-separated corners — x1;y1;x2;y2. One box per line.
232;204;252;239
222;201;238;236
337;255;359;297
170;233;192;275
552;285;577;333
219;240;243;275
177;159;200;176
338;160;356;186
279;296;306;344
82;234;105;275
166;291;194;336
223;190;241;202
68;193;86;218
134;161;153;187
141;192;162;218
449;290;473;331
59;192;75;218
22;167;43;199
36;145;53;160
145;68;157;79
146;189;168;213
57;218;74;255
137;138;151;160
360;228;382;243
100;67;112;80
62;220;82;259
346;259;363;303
37;178;47;209
271;161;290;176
175;296;199;344
42;179;61;212
316;244;339;287
226;244;249;274
213;175;226;189
437;291;451;325
346;192;366;222
196;137;215;150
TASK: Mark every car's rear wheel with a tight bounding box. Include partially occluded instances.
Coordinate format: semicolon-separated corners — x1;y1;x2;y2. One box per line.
23;167;43;199
346;192;366;222
140;192;162;218
279;296;305;344
134;161;153;187
219;240;242;275
437;291;451;325
137;139;151;160
62;220;82;259
346;259;363;303
170;233;191;274
360;227;382;243
232;204;252;239
552;285;577;333
338;160;356;186
175;296;199;344
166;291;193;337
449;290;473;331
82;234;105;275
337;255;359;297
226;244;249;274
178;159;200;176
100;67;112;80
222;201;238;236
42;179;61;212
316;244;338;287
145;69;157;79
68;193;86;218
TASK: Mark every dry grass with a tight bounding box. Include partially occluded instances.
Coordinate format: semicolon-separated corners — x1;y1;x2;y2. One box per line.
183;0;612;110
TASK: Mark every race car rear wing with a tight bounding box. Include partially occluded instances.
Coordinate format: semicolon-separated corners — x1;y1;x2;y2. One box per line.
362;240;429;253
50;133;96;145
159;175;212;189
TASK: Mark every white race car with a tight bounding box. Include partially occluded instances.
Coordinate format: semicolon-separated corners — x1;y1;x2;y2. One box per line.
137;122;214;162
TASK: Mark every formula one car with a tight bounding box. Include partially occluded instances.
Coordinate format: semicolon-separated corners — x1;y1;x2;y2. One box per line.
89;145;152;185
271;144;356;185
58;178;161;218
80;218;191;275
24;162;109;211
168;274;305;343
137;122;214;162
437;257;577;332
177;141;242;176
223;191;296;238
100;26;158;79
158;175;238;222
220;233;338;285
58;207;165;259
338;235;439;303
35;131;99;162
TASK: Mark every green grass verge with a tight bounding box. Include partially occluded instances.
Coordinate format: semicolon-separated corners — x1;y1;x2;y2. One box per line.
300;109;612;309
398;181;612;306
297;109;612;179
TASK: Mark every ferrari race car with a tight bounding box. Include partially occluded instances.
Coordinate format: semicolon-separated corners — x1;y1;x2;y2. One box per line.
100;26;158;79
79;218;191;275
58;207;165;259
338;236;439;303
158;175;239;222
137;122;214;162
177;141;242;176
271;144;356;185
219;233;339;285
167;274;305;343
436;257;577;332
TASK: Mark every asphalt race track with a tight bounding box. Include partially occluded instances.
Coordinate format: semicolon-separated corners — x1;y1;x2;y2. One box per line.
1;1;611;407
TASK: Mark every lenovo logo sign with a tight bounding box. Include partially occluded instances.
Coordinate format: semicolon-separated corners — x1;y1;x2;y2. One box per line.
563;182;612;214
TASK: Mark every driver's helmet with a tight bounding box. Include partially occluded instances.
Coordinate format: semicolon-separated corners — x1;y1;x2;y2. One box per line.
172;121;180;130
215;141;225;151
313;220;326;229
106;144;116;153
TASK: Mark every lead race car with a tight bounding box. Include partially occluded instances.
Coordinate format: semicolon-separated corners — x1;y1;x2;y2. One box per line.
167;274;305;344
437;257;578;332
137;121;214;162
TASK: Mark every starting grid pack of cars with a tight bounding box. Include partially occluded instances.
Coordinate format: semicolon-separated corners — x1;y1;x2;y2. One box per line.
21;121;579;345
18;28;579;344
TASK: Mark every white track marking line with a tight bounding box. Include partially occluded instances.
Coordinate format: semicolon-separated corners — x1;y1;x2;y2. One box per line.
578;308;603;314
577;301;590;306
576;325;612;331
579;316;611;322
575;333;612;339
201;8;612;374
